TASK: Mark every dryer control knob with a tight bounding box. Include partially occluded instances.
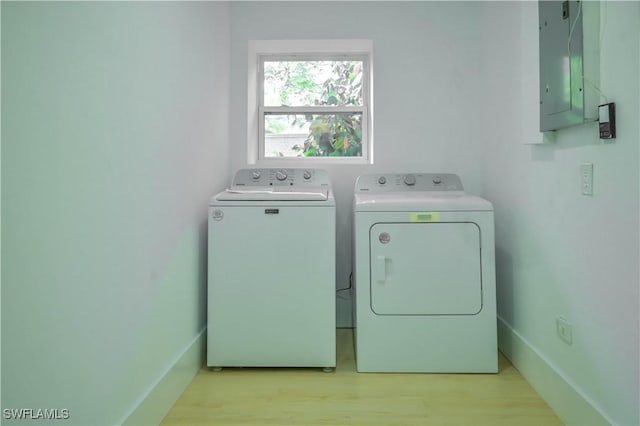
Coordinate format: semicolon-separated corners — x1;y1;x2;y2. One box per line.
275;169;288;181
432;176;442;185
303;170;312;180
403;174;417;186
378;176;387;185
251;171;261;180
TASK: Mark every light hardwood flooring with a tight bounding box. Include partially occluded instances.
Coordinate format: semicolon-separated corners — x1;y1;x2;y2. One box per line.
161;329;563;425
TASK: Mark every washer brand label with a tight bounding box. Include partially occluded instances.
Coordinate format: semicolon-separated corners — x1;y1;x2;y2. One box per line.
212;209;224;221
410;212;440;222
265;209;279;214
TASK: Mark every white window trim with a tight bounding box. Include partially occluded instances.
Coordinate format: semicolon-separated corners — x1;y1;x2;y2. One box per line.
248;39;374;165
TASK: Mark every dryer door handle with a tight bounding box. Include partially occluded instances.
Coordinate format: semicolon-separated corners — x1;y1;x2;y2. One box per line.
374;255;387;282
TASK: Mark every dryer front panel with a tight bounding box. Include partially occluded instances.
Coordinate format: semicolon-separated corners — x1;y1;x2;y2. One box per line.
369;222;482;315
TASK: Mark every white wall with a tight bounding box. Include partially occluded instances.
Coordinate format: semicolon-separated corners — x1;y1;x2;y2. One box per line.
480;2;639;425
230;1;489;326
1;2;230;424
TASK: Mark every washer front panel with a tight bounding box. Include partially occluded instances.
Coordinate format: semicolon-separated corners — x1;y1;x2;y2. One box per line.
208;204;336;367
369;222;482;315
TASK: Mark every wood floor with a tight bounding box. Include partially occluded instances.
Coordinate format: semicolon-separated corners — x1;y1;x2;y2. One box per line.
161;329;563;425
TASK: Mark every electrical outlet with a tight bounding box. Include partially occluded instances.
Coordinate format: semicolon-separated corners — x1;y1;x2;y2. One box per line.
556;317;573;345
581;163;593;196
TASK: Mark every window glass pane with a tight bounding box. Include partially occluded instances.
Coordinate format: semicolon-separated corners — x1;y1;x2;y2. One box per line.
263;61;364;107
264;112;363;157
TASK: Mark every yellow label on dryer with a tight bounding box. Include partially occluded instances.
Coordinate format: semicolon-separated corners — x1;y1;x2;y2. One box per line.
410;212;440;222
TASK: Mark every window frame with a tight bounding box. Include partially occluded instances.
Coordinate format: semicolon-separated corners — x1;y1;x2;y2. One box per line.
248;39;373;165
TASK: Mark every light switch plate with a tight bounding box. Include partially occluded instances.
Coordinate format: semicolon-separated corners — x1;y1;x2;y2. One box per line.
581;163;593;196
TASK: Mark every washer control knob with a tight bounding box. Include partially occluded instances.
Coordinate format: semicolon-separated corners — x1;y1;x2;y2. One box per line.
378;176;387;185
403;174;417;186
303;170;312;180
251;171;261;180
432;176;442;185
275;169;288;181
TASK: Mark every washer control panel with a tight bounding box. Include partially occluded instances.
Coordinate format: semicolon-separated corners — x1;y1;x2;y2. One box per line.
232;168;330;187
355;173;463;192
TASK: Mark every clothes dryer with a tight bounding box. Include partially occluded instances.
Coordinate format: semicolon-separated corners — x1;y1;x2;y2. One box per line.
208;168;335;370
353;173;497;373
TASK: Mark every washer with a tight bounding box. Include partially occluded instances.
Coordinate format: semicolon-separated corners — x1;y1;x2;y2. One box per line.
353;173;497;373
207;168;335;370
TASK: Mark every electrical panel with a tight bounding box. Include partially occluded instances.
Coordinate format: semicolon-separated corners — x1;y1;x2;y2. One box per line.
539;1;600;131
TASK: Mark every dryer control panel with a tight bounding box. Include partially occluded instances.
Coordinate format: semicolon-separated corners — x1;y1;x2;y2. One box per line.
232;168;330;187
355;173;463;192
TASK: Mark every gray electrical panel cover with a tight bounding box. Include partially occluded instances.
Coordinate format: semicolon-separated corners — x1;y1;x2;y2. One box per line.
539;0;599;132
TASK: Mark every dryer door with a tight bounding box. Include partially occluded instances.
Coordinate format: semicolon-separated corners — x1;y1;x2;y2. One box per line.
369;222;482;315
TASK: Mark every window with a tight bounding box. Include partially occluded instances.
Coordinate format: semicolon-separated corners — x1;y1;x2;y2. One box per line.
248;40;373;164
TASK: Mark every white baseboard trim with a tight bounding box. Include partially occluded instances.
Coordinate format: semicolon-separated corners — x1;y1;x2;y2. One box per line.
121;328;206;426
497;316;611;426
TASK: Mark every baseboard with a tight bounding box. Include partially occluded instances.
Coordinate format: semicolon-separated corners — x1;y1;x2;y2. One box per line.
121;328;206;426
497;316;611;426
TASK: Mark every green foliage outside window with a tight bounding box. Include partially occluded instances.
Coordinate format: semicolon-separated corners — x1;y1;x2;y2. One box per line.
263;60;364;157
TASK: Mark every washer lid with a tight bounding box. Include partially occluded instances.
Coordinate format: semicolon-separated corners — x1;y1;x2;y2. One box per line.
216;186;329;201
355;192;493;211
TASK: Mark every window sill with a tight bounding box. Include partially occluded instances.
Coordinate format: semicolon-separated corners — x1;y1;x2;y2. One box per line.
253;156;372;166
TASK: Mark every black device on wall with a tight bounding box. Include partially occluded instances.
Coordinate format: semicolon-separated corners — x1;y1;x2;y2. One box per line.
598;103;616;139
